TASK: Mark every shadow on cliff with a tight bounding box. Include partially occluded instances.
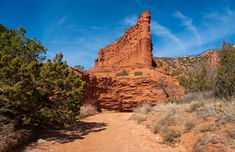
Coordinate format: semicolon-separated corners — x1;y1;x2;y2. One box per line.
16;121;107;152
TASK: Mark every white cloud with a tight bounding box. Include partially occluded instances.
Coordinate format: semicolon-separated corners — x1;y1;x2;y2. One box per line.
155;8;235;57
151;21;186;55
121;15;137;26
174;11;202;48
152;21;186;50
196;8;235;47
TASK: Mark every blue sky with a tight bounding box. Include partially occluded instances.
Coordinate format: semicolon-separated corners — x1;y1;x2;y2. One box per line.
0;0;235;69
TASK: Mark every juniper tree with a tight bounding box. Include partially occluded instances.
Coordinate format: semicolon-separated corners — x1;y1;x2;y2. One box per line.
216;42;235;99
0;24;84;128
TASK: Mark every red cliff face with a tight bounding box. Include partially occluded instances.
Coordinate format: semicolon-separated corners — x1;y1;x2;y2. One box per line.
89;10;153;74
78;11;185;111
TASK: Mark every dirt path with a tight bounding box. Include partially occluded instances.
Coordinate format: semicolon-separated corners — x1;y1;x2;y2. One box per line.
23;112;187;152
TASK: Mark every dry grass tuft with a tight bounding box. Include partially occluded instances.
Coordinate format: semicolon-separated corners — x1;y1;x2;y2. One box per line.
133;103;152;114
193;135;228;152
184;120;196;132
152;103;177;112
189;101;204;112
199;123;221;133
129;95;235;148
129;114;146;124
149;107;178;134
227;128;235;139
80;104;98;118
161;128;181;145
0;123;31;152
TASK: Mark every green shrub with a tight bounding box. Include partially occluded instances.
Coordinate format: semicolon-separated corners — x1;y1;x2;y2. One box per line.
74;64;85;71
134;71;143;76
178;65;216;93
0;25;84;128
116;70;129;76
216;42;235;99
38;54;85;126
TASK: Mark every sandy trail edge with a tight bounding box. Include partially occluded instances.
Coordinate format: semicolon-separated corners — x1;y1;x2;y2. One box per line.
22;112;187;152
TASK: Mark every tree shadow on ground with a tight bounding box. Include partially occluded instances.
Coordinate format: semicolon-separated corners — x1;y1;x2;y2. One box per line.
40;121;108;143
16;121;107;152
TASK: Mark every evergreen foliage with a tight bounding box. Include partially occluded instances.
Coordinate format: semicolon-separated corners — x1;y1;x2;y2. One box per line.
74;64;85;71
178;64;216;93
216;42;235;98
178;41;235;99
0;24;84;128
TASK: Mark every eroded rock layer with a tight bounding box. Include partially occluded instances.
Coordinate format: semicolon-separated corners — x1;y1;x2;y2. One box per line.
93;74;184;111
71;67;184;111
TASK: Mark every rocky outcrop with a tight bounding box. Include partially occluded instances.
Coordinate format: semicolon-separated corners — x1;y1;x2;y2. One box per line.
71;68;184;111
89;10;153;74
75;10;186;111
94;74;184;111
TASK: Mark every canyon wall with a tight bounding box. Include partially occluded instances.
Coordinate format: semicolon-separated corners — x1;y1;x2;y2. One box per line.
93;75;184;111
71;67;184;111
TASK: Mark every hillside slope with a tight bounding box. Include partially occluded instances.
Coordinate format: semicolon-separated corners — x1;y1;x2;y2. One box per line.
154;49;220;77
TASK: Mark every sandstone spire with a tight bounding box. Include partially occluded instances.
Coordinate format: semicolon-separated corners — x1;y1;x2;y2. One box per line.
89;10;153;74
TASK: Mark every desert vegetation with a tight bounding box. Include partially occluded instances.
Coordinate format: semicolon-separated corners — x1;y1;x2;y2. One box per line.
0;25;85;151
130;93;235;151
176;42;235;98
0;11;234;151
116;70;129;76
134;71;143;76
80;104;98;118
137;42;235;151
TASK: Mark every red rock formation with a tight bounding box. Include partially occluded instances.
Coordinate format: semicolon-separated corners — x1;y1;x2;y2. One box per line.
71;69;184;111
75;10;185;111
89;10;153;74
94;75;184;111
